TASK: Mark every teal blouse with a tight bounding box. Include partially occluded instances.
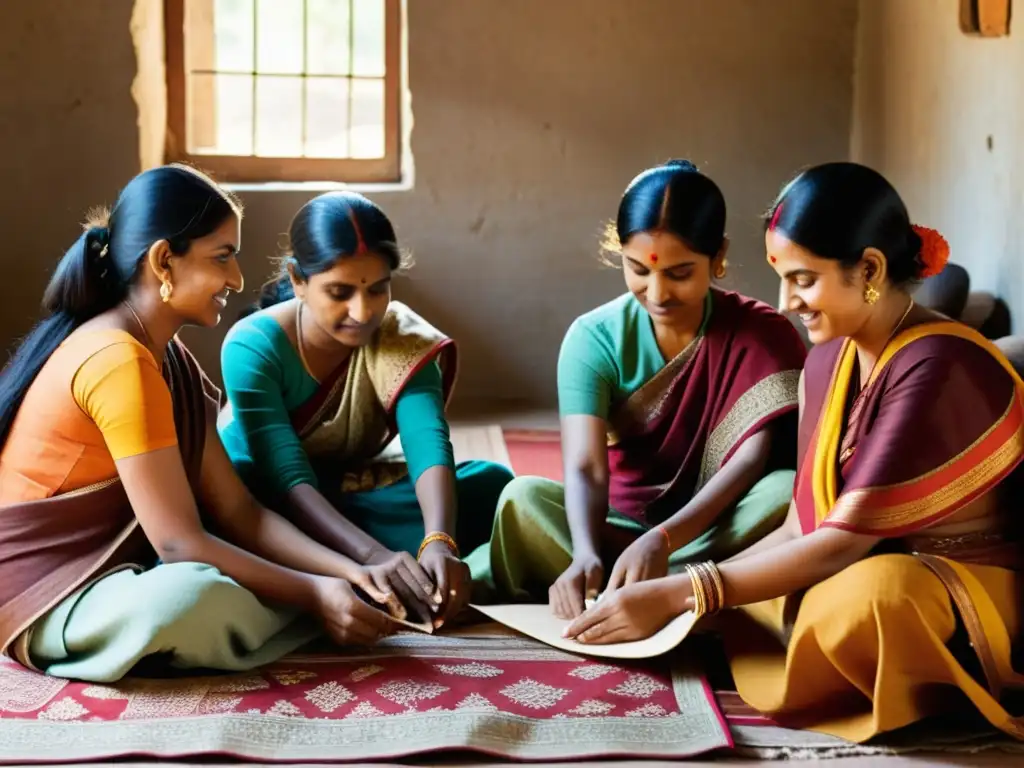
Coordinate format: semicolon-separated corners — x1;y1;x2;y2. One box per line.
557;292;711;418
218;313;453;499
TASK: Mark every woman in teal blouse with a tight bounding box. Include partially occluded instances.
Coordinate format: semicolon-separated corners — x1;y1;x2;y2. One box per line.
218;192;513;627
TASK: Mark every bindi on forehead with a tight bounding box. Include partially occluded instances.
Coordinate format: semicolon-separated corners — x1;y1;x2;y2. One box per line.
649;253;658;264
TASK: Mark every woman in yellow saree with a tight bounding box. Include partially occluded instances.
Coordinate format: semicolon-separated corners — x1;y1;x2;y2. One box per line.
562;162;1024;742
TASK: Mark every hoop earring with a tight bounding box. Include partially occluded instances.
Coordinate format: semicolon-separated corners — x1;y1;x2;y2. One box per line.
713;259;728;280
160;280;173;303
863;284;880;305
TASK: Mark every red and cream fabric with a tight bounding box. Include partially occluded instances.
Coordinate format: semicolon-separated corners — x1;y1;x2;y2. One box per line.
0;629;730;763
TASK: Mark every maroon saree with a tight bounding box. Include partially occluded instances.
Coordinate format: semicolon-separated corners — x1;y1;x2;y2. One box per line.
794;323;1024;563
0;339;213;659
606;290;807;524
729;323;1024;742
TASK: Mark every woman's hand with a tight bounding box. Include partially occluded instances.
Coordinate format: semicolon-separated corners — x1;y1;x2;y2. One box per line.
312;577;396;646
363;548;439;623
563;577;690;645
417;541;470;627
549;554;604;619
605;530;669;592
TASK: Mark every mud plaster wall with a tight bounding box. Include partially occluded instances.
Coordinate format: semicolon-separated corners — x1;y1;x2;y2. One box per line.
852;0;1024;330
0;0;857;409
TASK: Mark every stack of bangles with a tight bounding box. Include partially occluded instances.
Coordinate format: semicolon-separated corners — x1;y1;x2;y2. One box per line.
684;561;725;617
417;531;459;561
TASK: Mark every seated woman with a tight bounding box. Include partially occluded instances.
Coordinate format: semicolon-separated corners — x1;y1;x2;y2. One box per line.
0;165;396;683
218;192;513;628
467;160;807;616
564;162;1024;742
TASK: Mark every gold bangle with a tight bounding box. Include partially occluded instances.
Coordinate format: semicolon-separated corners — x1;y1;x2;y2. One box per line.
417;531;459;560
704;561;725;613
693;563;709;615
696;563;713;615
695;561;725;615
685;564;707;616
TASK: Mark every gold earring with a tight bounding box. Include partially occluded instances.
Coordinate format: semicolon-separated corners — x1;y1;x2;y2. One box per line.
863;284;880;305
714;259;728;280
160;280;173;303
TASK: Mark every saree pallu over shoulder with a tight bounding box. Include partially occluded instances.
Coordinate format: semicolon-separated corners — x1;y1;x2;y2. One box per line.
735;324;1024;742
795;322;1024;548
606;290;806;524
294;301;457;495
0;338;213;660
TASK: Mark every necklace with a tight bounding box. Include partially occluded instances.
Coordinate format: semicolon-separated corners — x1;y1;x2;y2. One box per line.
840;297;916;465
856;297;916;396
296;302;320;383
122;300;152;347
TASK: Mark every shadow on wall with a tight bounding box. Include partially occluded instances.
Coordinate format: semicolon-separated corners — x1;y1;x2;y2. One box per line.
388;273;531;408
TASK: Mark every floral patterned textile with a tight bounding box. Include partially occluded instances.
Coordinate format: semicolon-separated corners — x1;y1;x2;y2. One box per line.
0;628;729;763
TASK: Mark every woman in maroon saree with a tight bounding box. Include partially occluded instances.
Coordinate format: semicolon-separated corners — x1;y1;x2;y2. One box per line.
466;161;806;614
564;162;1024;742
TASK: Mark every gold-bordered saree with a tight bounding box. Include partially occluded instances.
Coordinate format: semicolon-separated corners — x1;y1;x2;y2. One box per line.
605;290;807;525
289;301;458;496
793;321;1024;738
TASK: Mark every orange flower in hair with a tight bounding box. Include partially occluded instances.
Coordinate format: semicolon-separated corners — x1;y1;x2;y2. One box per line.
911;224;950;279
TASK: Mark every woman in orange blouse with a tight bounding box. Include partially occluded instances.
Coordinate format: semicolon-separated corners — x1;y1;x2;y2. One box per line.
0;164;396;682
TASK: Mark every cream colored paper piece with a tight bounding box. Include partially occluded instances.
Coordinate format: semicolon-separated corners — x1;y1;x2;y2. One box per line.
388;615;435;633
468;602;698;659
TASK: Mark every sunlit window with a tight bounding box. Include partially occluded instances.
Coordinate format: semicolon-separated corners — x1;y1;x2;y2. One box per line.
165;0;401;183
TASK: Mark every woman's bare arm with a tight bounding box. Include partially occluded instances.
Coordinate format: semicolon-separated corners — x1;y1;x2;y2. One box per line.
715;525;879;607
415;465;457;542
657;526;877;613
196;422;381;585
564;373;884;641
282;470;443;625
660;428;775;550
546;414;612;617
284;483;388;564
723;498;801;563
561;414;610;560
115;422;393;611
565;524;880;643
115;445;323;610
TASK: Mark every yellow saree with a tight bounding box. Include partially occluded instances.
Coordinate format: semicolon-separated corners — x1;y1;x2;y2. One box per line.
727;322;1024;741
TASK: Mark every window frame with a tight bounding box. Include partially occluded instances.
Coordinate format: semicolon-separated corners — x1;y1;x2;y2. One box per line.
164;0;402;184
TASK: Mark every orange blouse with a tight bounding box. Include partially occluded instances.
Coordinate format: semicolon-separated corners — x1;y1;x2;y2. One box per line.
0;330;179;503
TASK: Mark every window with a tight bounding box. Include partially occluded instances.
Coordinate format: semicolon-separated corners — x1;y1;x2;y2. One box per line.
165;0;402;183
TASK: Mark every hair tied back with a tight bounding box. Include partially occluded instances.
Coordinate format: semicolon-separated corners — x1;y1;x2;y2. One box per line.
911;224;950;279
